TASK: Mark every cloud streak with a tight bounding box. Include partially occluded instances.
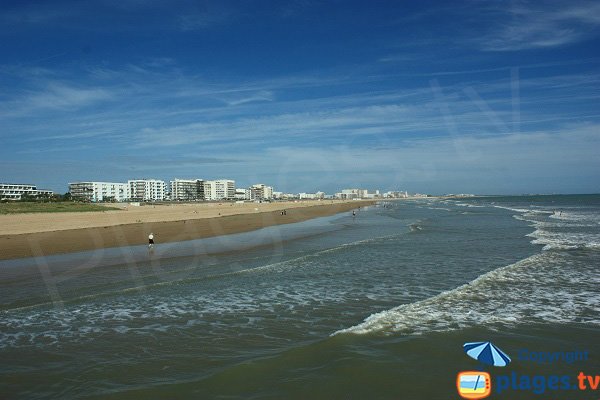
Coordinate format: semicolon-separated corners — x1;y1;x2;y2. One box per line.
478;1;600;51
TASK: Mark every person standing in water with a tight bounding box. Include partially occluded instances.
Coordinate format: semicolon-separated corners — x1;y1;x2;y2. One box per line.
148;232;155;247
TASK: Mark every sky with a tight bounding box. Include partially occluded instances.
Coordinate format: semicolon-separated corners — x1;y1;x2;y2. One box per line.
1;0;599;195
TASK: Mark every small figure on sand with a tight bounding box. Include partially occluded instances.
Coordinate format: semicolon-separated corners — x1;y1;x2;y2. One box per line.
352;210;356;218
148;232;155;247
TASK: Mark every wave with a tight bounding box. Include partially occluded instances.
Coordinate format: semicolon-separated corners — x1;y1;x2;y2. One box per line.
334;251;600;336
498;204;600;252
450;201;487;208
425;207;451;211
527;229;600;251
335;199;600;336
492;205;552;215
549;211;600;225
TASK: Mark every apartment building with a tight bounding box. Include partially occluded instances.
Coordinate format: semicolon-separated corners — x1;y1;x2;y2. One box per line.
127;179;166;201
336;188;371;199
69;182;127;202
235;188;251;200
204;179;235;200
0;183;54;201
249;184;274;201
170;179;205;201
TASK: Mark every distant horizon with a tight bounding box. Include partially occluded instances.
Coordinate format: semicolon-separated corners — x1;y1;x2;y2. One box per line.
1;1;599;194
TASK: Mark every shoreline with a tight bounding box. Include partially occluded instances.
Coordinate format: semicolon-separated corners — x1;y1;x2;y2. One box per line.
0;200;375;261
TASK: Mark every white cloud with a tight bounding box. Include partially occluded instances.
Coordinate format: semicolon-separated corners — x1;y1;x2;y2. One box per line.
0;82;113;117
480;2;600;51
28;83;113;109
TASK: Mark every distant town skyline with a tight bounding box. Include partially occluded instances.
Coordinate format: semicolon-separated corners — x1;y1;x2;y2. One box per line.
1;1;599;195
2;180;412;202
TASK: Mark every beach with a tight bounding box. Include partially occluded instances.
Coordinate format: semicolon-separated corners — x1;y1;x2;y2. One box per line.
0;200;373;260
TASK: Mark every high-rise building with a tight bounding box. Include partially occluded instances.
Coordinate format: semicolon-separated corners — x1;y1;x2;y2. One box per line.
127;179;166;201
249;184;274;201
338;188;370;199
204;179;235;200
170;179;205;201
68;182;127;202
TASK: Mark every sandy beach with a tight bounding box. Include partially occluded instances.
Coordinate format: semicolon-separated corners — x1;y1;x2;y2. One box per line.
0;200;374;260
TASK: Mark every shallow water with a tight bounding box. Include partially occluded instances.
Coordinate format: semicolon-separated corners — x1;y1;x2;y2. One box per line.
1;195;599;399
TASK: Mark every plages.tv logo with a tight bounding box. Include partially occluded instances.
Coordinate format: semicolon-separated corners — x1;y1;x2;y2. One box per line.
456;371;491;399
457;341;511;399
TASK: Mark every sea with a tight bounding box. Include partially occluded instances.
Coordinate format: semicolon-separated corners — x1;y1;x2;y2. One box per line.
1;195;599;399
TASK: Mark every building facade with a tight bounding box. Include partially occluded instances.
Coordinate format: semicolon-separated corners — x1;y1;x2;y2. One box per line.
336;188;372;199
170;179;205;201
205;179;235;200
235;188;251;200
69;182;127;202
0;183;54;201
299;191;325;200
127;179;166;201
249;184;274;201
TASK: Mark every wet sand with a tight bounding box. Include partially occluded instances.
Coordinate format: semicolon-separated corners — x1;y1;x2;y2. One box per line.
0;200;374;260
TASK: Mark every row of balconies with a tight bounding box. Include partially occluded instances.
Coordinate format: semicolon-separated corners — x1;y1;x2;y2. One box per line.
0;186;36;190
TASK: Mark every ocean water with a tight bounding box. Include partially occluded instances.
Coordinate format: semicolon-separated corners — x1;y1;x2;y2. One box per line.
1;195;599;399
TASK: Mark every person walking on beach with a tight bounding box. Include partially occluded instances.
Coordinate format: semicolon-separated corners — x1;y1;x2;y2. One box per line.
352;210;356;219
148;232;155;247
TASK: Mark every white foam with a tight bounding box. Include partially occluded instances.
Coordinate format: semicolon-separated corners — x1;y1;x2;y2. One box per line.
527;229;600;251
335;252;600;336
549;211;600;225
426;207;451;211
447;202;487;208
504;204;600;251
493;205;551;215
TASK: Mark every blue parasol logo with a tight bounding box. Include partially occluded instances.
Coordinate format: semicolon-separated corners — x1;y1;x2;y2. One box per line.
463;341;511;367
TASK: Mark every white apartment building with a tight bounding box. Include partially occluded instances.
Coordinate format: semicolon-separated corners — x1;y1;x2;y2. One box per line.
0;183;54;201
364;190;381;199
235;188;251;200
204;179;235;200
337;188;371;199
383;191;408;198
274;192;297;200
170;179;205;201
127;179;166;201
336;191;358;200
264;185;273;200
299;192;316;200
69;182;127;202
299;191;325;200
249;184;274;201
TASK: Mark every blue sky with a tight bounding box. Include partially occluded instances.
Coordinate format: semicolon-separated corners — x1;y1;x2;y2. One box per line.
1;0;599;195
